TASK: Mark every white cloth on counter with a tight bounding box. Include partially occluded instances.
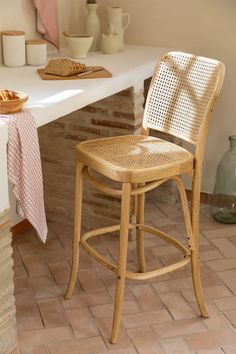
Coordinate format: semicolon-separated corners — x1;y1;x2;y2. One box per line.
32;0;60;50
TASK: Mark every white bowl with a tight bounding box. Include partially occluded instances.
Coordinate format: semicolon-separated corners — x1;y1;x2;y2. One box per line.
65;35;93;59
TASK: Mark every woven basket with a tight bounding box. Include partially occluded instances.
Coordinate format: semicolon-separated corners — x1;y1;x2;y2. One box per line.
0;91;28;114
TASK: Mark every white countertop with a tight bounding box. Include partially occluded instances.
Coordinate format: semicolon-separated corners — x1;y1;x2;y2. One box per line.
0;45;169;127
0;45;170;213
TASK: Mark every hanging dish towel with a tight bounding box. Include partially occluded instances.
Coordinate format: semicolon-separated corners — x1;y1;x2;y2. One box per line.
32;0;60;50
0;110;48;243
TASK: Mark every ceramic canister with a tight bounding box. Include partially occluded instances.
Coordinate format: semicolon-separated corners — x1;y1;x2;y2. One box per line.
2;30;26;67
26;39;47;66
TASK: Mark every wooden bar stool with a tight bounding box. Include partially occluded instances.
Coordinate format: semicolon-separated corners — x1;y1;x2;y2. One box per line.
65;52;225;343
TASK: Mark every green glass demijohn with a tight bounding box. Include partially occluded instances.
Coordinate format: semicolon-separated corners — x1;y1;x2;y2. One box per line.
210;135;236;223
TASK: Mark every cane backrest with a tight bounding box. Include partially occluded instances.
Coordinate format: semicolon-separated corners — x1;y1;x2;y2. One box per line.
143;52;225;145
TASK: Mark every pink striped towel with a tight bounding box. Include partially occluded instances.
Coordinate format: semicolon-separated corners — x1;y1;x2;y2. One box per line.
1;110;48;243
32;0;60;50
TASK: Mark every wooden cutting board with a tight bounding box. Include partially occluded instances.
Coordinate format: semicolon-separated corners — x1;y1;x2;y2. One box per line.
37;66;112;80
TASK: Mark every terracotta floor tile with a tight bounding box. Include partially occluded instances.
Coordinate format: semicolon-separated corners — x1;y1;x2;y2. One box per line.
90;300;140;319
43;250;70;265
21;255;51;277
13;266;30;279
29;276;55;290
158;291;196;320
211;238;236;258
191;301;231;330
160;337;194;354
16;316;44;332
182;285;232;303
196;349;223;354
144;202;166;220
20;345;48;354
12;248;24;266
206;258;236;272
214;296;236;311
41;238;65;254
18;327;73;346
34;284;66;300
230;235;236;246
66;307;99;339
96;317;134;351
95;264;117;281
37;298;68;328
122;309;172;329
185;329;236;351
78;268;105;292
13;202;236;353
78;256;99;270
9;348;21;354
156;202;182;217
46;260;71;284
200;249;223;262
131;284;164;312
96;349;137;354
14;276;30;291
203;226;236;239
15;289;40;318
200;269;223;287
218;270;236;294
107;284;135;302
150;245;179;257
203;312;231;330
127;326;164;354
47;337;106;354
141;248;164;269
223;309;236;327
221;345;236;354
61;289;111;309
17;241;41;256
152;277;193;294
152;318;207;338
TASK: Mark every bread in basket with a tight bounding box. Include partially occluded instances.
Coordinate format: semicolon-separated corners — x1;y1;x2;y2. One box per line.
0;90;28;114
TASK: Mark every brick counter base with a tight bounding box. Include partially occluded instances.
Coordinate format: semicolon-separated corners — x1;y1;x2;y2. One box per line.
0;210;16;353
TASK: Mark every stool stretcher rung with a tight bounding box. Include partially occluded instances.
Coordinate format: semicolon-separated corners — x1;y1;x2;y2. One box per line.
80;223;191;280
83;166;170;198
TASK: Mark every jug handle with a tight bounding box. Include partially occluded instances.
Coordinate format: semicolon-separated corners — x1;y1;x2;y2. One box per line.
122;13;130;30
108;23;114;35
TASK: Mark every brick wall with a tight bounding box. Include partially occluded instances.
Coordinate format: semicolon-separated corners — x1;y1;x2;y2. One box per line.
38;87;144;229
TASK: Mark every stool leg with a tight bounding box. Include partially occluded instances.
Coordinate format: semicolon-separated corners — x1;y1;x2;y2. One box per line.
65;161;84;300
191;179;208;318
111;182;131;344
136;187;146;272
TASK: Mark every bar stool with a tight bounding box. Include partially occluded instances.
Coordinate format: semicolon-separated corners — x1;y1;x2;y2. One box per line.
65;51;225;343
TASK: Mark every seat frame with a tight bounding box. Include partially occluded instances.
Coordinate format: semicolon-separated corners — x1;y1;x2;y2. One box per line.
65;52;225;344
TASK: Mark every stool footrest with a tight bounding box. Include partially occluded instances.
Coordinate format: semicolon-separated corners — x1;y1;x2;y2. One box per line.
81;223;191;280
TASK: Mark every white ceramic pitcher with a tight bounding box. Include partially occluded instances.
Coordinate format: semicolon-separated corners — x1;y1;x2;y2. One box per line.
107;7;130;51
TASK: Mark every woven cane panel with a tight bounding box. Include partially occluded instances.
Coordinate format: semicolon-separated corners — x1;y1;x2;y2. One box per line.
79;135;193;170
143;52;219;144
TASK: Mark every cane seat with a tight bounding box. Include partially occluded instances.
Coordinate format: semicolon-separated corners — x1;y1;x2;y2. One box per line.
77;135;194;183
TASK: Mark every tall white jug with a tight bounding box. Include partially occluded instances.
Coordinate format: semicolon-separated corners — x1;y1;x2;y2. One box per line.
107;7;130;51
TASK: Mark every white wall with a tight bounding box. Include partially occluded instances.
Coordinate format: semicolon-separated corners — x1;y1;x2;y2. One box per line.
0;0;235;193
0;0;81;60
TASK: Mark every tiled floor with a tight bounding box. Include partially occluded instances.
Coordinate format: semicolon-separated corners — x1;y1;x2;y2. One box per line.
12;200;236;354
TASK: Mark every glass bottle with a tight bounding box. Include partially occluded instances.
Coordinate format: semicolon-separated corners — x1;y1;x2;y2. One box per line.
210;135;236;223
